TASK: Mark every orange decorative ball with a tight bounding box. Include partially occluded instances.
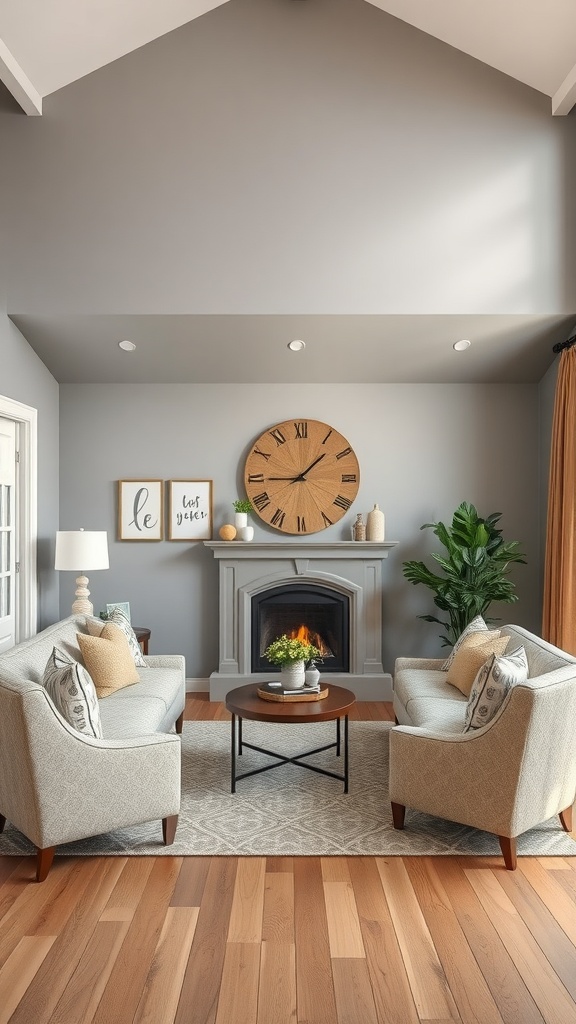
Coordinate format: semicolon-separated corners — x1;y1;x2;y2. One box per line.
219;524;237;541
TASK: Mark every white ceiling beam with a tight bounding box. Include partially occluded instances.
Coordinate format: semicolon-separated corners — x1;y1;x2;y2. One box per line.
0;36;41;115
552;61;576;115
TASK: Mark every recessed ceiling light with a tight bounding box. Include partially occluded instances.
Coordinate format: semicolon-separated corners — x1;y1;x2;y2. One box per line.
118;340;136;352
287;339;306;352
453;339;471;352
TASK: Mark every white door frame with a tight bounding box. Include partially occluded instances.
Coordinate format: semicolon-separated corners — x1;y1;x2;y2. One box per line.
0;395;37;640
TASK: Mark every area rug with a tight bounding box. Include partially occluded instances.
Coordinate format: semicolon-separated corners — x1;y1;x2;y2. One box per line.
1;721;575;858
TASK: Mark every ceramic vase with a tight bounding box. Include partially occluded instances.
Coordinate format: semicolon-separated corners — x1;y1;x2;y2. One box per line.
237;525;254;542
366;504;385;542
305;663;321;687
280;660;306;689
234;512;248;530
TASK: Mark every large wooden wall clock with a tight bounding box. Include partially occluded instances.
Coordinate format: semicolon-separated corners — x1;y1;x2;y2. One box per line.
244;419;360;535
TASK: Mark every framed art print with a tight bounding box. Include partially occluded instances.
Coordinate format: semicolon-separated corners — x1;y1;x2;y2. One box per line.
168;480;213;541
118;480;163;541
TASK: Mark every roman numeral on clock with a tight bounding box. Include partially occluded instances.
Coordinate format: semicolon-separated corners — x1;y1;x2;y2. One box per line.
297;515;306;532
321;511;333;527
294;421;308;439
322;429;333;445
269;428;286;446
333;494;352;511
336;446;352;460
248;473;264;483
253;491;271;511
341;474;356;483
253;446;271;461
271;507;286;528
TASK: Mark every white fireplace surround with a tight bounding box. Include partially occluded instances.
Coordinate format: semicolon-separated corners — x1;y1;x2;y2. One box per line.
204;541;397;701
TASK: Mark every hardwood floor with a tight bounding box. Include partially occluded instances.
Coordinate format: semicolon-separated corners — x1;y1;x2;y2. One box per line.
1;695;575;1024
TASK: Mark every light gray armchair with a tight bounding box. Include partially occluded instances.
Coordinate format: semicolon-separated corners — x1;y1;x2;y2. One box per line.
389;625;576;868
0;673;181;881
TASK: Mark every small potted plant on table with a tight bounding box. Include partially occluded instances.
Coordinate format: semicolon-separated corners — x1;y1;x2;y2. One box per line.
264;634;321;690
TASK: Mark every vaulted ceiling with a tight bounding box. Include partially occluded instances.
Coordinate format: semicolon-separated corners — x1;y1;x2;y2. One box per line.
2;0;575;385
1;0;575;116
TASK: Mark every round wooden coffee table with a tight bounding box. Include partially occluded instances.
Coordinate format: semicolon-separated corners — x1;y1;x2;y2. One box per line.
225;683;356;793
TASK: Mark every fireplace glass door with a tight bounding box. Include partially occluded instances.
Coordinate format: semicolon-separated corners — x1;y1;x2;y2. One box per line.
252;583;349;673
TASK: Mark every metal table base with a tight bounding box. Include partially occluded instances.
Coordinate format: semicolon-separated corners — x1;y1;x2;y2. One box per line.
230;714;349;793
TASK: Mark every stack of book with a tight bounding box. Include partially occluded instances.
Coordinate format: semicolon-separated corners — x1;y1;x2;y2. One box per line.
258;681;323;697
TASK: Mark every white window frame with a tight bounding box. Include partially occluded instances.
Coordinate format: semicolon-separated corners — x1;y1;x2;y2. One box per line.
0;395;37;640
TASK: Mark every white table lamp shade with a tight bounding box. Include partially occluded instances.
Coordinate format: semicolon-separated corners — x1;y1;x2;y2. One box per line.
55;530;109;615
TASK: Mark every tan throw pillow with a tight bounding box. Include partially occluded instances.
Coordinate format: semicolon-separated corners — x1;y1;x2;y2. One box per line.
441;614;489;671
77;623;140;698
445;633;509;696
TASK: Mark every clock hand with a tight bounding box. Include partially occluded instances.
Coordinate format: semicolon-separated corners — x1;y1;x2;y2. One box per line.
291;453;326;482
267;476;301;481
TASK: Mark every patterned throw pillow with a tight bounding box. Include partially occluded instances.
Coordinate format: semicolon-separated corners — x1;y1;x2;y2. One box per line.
464;645;528;732
445;633;509;696
43;646;103;739
442;615;491;671
85;609;146;667
77;623;140;698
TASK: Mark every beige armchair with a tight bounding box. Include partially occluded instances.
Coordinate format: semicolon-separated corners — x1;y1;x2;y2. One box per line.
0;672;181;881
389;626;576;869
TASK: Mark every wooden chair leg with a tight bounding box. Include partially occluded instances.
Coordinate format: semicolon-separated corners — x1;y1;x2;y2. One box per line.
559;805;573;832
36;847;55;882
498;835;517;870
0;814;6;834
163;815;178;845
175;712;184;735
391;802;406;830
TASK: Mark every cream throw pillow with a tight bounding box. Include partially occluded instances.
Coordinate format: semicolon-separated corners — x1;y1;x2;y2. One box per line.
43;646;103;738
464;645;528;731
445;633;509;696
77;623;140;698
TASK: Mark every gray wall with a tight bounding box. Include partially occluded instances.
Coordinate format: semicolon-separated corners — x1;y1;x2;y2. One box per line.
0;314;60;628
4;0;576;317
59;383;539;677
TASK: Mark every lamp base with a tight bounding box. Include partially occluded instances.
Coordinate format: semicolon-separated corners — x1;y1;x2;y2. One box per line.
71;575;93;616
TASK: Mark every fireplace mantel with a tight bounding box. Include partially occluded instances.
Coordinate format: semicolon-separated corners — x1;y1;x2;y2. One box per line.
205;541;396;560
205;540;398;700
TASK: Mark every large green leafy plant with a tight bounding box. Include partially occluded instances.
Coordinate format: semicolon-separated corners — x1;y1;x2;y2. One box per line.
402;502;526;647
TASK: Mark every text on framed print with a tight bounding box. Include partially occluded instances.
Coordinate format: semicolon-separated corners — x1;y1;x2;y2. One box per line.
118;480;163;541
168;480;213;541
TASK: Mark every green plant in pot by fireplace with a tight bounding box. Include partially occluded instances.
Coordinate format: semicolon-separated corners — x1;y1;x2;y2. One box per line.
264;634;321;666
402;501;526;647
264;634;322;690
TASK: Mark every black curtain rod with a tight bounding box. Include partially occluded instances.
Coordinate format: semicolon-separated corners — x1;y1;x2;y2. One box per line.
552;334;576;354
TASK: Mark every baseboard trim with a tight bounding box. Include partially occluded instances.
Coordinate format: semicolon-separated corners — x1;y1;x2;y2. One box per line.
186;678;210;693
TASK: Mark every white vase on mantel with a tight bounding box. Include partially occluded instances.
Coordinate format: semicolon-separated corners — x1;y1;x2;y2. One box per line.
237;525;254;542
280;660;306;689
234;512;248;530
366;504;385;542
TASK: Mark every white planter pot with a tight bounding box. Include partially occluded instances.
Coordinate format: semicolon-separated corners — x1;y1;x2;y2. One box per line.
234;512;248;530
280;660;306;689
237;525;254;542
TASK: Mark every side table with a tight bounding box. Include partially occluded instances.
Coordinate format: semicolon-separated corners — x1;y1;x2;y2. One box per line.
132;627;151;655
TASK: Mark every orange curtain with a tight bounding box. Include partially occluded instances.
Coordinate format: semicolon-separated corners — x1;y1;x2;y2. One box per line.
542;347;576;652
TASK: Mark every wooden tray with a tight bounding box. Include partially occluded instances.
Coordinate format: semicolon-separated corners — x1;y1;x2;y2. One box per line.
257;684;329;703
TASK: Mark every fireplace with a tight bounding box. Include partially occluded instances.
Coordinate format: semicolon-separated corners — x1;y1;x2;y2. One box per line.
204;540;397;700
252;583;349;673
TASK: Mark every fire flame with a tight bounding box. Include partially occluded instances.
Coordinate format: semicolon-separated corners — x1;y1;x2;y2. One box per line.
290;624;331;657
